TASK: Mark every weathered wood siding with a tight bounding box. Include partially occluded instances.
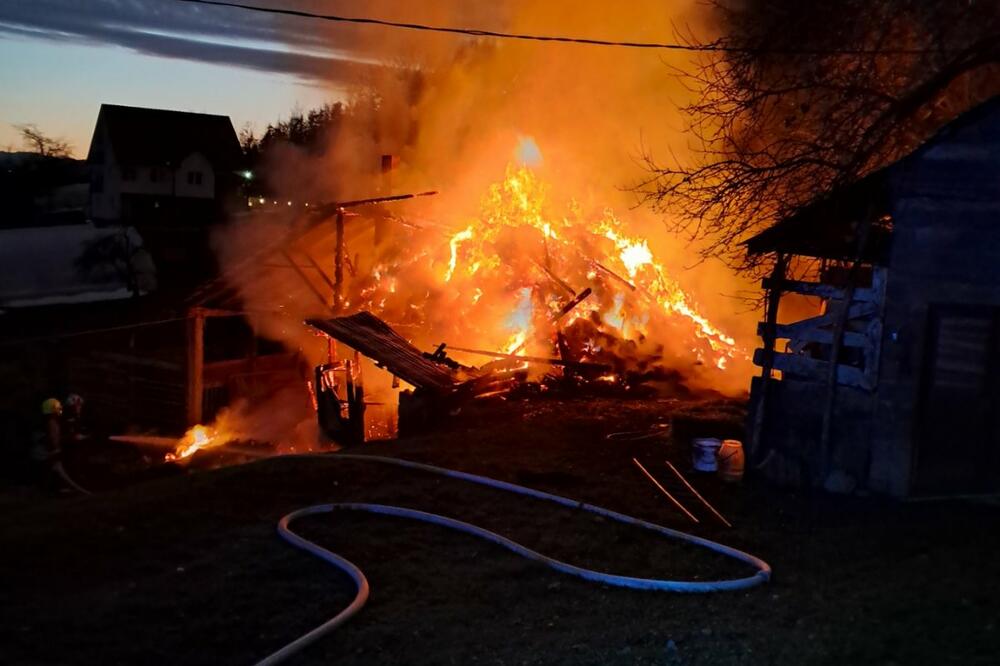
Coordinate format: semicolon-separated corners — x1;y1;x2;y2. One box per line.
750;376;873;488
870;101;1000;495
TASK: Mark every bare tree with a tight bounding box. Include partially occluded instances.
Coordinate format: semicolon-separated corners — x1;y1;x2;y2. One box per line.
638;0;1000;272
15;124;73;158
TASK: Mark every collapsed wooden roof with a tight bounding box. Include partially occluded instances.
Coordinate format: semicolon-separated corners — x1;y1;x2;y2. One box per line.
306;312;459;393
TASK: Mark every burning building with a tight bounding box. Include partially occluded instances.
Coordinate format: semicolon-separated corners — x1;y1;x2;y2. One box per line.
170;1;764;458
180;137;753;455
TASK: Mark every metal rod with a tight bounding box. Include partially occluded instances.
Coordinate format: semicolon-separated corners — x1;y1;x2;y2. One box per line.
664;460;732;528
632;458;699;524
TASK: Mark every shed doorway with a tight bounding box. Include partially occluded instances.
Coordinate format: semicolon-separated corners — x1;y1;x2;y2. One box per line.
914;305;1000;494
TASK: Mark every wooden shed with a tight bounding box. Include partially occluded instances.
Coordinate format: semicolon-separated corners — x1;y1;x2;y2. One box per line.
747;95;1000;497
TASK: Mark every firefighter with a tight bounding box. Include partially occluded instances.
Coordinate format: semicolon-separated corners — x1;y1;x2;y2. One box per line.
32;398;88;494
32;398;64;488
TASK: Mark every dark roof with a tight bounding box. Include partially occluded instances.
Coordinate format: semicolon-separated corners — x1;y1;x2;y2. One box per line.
744;170;893;263
744;94;1000;262
88;104;242;170
907;94;1000;159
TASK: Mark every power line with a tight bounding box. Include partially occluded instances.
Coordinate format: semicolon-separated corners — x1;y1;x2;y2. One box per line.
0;315;190;346
0;309;283;346
176;0;935;55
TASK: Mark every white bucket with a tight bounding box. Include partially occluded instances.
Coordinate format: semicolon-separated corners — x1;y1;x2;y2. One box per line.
692;438;722;472
717;439;745;482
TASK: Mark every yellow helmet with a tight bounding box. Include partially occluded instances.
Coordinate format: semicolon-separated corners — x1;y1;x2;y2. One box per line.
41;398;63;415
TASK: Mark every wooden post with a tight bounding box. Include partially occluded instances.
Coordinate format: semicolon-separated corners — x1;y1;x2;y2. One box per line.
334;210;345;311
352;350;366;443
186;307;205;426
749;253;787;463
819;214;873;479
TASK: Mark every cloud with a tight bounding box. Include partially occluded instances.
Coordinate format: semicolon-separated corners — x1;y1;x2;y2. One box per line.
0;0;382;82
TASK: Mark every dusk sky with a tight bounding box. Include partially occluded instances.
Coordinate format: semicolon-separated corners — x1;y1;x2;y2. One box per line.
0;0;389;156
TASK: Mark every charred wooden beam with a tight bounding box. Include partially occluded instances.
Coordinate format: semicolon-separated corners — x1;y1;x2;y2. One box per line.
553;287;593;322
423;343;464;370
446;345;611;372
312;190;438;219
592;261;637;291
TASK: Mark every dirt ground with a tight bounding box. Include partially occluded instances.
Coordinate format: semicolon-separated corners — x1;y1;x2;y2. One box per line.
3;396;999;665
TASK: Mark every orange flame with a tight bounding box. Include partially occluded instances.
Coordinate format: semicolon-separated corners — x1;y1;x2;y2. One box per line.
165;424;220;461
308;150;745;389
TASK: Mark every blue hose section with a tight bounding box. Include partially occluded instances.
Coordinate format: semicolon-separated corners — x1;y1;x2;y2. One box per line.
255;453;771;665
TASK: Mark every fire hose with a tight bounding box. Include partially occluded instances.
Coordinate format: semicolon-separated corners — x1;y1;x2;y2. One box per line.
256;453;771;666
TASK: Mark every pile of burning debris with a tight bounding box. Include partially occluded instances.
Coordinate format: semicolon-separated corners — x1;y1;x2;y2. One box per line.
142;146;750;462
124;305;721;466
306;309;712;447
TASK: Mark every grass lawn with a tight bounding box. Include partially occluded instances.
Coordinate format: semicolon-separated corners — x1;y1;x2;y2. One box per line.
3;397;999;665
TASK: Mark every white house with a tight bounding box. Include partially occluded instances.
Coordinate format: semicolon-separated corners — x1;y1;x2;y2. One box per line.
86;104;243;224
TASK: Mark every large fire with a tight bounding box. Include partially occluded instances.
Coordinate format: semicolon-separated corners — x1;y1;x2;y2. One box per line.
338;144;742;384
191;3;764;456
204;136;752;458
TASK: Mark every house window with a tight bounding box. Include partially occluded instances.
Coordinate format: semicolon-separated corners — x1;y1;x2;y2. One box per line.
122;166;136;181
187;171;203;186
